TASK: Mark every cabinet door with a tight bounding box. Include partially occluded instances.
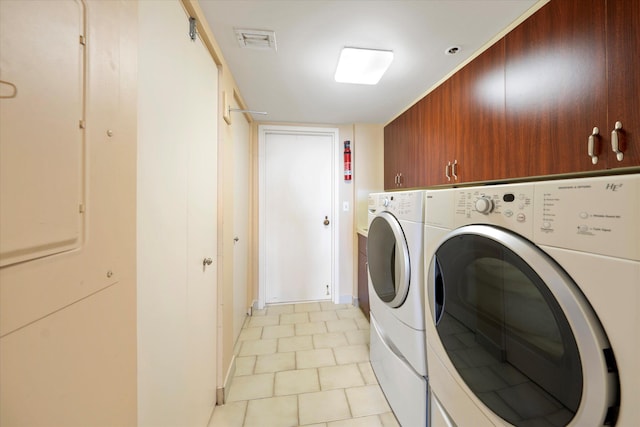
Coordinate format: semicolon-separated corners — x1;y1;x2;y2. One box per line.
606;0;640;167
504;0;607;177
450;39;507;183
420;81;451;186
384;118;401;190
384;104;422;189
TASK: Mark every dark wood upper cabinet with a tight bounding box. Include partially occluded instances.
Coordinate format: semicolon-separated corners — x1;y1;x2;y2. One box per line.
384;0;639;188
504;0;608;177
384;102;423;189
450;39;507;183
606;0;640;168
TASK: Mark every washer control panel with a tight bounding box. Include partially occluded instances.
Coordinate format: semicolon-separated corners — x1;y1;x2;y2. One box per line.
453;183;535;239
368;191;425;222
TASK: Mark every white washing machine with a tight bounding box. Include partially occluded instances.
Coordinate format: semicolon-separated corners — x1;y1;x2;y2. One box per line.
424;174;639;427
367;190;428;427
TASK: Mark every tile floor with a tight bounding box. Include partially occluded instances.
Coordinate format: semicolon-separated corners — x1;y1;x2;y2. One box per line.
208;301;400;427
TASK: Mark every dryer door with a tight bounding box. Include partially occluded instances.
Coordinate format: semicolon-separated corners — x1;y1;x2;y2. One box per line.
367;211;410;308
427;225;619;426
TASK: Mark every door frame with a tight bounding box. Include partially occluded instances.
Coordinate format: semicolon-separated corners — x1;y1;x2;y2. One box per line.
258;124;340;309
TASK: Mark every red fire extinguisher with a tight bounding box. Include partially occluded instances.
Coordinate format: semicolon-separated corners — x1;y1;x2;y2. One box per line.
344;140;352;181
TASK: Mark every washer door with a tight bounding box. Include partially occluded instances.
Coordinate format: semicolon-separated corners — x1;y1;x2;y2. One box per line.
367;211;410;308
427;225;619;426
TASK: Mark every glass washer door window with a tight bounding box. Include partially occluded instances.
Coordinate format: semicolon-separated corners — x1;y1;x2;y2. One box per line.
367;212;410;308
427;225;619;427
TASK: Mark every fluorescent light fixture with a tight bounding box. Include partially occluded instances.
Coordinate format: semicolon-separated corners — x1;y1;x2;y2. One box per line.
334;47;394;85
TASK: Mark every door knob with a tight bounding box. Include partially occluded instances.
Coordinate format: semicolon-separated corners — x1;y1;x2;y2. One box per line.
203;257;213;267
323;216;330;226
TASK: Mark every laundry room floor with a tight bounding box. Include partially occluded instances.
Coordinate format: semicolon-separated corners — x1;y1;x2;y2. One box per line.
208;301;400;427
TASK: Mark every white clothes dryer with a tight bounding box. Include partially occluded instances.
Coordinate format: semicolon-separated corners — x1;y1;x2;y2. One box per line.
424;174;639;427
367;190;428;427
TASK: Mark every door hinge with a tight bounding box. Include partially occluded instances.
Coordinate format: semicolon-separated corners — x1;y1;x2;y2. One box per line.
79;120;85;129
79;35;86;46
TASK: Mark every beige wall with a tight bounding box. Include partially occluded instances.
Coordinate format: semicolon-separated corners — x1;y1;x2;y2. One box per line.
0;0;138;425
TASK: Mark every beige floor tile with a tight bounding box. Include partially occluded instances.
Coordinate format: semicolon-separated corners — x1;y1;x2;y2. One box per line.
295;302;322;312
328;415;383;427
274;368;320;396
309;310;339;322
243;395;298;427
296;348;336;369
296;321;328;336
355;318;370;330
318;364;365;390
336;307;365;320
238;327;263;341
278;335;314;352
320;301;348;311
334;345;370;365
248;314;281;327
379;412;401;427
239;338;278;356
345;385;390;418
262;324;295;339
254;352;296;374
299;389;352;425
235;356;256;376
313;332;348;349
326;319;358;333
208;400;247;427
280;312;310;325
226;373;274;402
344;329;369;346
358;362;378;385
266;304;295;315
252;308;267;316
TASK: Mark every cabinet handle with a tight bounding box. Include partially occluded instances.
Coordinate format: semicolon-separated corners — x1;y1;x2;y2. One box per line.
611;121;624;161
445;161;451;181
588;127;600;165
452;160;458;180
394;173;399;185
398;172;403;187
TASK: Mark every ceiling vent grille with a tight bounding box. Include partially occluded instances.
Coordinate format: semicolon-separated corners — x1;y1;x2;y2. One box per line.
234;29;277;51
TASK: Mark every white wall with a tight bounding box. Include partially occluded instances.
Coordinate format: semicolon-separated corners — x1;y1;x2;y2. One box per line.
354;124;384;231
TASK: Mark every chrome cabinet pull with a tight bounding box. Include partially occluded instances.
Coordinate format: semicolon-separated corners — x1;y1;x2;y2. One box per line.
611;121;624;161
397;172;402;187
588;127;600;164
452;159;458;180
445;161;451;181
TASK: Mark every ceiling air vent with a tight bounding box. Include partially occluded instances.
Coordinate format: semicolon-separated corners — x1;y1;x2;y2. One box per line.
234;29;277;51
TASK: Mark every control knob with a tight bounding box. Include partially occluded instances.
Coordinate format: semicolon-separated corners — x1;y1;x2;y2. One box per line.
383;198;391;207
475;196;494;214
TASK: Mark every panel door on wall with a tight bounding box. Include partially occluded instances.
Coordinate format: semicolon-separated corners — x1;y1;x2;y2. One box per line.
504;0;608;177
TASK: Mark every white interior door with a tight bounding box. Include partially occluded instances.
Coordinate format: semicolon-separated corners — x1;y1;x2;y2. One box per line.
259;126;338;305
232;101;250;339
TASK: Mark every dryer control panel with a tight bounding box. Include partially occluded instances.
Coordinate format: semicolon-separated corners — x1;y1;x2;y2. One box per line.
533;174;640;261
452;183;536;240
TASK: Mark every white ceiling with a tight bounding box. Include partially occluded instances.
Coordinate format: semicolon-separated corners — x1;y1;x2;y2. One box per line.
199;0;541;125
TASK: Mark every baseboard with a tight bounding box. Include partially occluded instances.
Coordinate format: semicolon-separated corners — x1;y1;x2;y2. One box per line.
338;294;353;305
216;355;237;405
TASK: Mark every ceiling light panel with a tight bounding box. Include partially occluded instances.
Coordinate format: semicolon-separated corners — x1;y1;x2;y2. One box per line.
334;47;394;85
